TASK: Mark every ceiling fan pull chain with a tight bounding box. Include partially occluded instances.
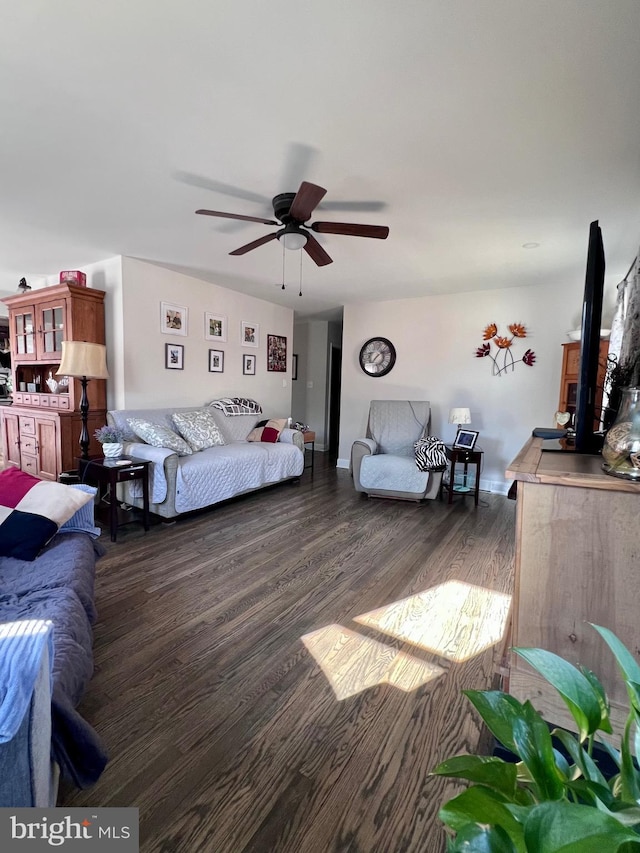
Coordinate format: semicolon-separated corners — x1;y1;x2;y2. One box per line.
281;241;286;290
299;251;303;297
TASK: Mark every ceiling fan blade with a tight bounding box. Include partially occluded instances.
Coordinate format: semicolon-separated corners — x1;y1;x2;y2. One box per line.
229;233;278;256
310;221;389;239
304;233;333;266
289;182;327;222
196;209;278;226
175;171;270;205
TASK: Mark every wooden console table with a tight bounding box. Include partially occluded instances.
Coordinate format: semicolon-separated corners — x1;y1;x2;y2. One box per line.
506;437;640;733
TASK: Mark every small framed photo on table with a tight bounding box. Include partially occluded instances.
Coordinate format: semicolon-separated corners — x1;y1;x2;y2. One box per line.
208;349;224;373
165;343;184;370
243;353;256;375
453;428;479;451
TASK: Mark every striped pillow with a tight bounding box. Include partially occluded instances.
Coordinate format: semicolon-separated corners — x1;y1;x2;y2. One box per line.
0;468;93;560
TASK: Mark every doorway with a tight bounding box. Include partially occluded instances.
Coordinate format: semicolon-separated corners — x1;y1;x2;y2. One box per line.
327;344;342;459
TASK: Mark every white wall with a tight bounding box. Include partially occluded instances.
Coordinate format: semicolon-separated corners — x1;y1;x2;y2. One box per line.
118;257;294;416
339;277;617;493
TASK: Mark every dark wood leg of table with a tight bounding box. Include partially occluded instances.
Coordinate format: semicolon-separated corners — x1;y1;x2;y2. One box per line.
447;461;455;504
474;462;480;506
110;477;118;542
142;468;150;531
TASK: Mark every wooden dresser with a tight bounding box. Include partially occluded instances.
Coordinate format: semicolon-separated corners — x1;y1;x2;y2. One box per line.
506;438;640;734
1;284;106;480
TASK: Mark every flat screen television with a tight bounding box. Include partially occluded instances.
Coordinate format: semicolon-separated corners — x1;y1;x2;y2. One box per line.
574;220;605;454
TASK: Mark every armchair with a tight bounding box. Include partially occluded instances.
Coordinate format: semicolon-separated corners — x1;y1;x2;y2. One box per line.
351;400;443;501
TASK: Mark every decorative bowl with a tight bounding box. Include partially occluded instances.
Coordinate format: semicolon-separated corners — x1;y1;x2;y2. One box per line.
567;328;611;342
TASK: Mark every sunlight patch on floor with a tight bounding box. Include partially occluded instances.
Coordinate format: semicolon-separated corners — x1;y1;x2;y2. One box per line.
353;580;512;663
301;624;445;701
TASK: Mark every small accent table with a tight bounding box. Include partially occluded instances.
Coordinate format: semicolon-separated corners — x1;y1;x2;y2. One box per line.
77;456;151;542
442;446;483;507
302;430;316;472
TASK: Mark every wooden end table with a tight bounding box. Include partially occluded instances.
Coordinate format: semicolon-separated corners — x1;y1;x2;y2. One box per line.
442;446;483;507
302;430;316;472
77;456;150;542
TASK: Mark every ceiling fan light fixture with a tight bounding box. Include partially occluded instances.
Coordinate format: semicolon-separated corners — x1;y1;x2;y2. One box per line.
277;224;308;251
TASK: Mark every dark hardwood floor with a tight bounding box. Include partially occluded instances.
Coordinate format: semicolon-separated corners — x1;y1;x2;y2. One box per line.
60;453;516;853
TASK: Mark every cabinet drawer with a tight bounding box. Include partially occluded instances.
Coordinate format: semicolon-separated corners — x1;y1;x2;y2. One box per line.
22;394;31;405
116;466;147;483
13;392;23;404
39;396;49;407
22;436;37;455
57;396;70;410
48;396;59;409
22;455;38;476
30;394;40;406
19;416;36;435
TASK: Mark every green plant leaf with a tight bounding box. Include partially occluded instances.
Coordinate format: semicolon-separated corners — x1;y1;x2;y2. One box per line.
431;755;518;799
524;801;640;851
463;690;528;756
590;625;640;701
619;713;640;804
438;787;526;852
511;701;565;801
448;823;518;852
551;728;608;786
579;665;613;734
514;647;603;739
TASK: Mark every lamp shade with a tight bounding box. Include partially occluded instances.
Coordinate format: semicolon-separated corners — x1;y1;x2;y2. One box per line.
56;341;109;379
449;407;471;425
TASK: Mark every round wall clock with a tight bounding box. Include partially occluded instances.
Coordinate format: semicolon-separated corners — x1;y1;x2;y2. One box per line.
359;337;396;377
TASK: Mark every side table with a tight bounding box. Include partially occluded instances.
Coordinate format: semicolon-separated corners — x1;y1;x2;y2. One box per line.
302;430;316;472
442;446;483;507
77;456;151;542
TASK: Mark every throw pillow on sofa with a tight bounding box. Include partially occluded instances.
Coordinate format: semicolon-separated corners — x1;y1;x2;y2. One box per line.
246;418;288;444
128;418;193;456
0;467;94;560
172;410;226;452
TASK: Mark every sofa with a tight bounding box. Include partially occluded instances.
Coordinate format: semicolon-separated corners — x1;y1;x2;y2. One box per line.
0;529;107;806
106;405;305;519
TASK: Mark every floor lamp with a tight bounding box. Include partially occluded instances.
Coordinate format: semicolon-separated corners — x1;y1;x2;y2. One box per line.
57;341;109;460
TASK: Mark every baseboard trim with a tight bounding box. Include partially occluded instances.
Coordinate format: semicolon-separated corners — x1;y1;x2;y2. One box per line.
336;458;350;469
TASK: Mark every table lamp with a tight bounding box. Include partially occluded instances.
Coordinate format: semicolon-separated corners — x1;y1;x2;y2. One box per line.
57;341;109;459
449;407;471;431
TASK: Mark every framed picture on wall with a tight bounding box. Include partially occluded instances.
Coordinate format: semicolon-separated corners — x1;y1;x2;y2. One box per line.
160;301;188;336
208;349;224;373
292;353;298;380
267;334;287;372
165;343;184;370
243;353;256;375
241;321;259;348
205;313;227;342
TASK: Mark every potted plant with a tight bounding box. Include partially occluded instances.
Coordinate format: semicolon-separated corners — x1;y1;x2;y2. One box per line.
94;425;125;459
432;624;640;851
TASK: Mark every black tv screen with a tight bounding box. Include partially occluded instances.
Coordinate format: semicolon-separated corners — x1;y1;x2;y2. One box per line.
574;220;605;453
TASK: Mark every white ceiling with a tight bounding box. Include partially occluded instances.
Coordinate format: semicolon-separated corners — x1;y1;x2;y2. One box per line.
1;1;639;318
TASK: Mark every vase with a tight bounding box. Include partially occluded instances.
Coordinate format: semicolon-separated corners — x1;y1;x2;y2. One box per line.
102;442;123;459
602;386;640;480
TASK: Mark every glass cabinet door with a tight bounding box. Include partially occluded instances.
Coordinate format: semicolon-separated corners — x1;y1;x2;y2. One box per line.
37;299;66;360
13;309;36;360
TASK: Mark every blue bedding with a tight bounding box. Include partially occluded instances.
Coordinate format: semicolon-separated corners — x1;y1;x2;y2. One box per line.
0;533;107;787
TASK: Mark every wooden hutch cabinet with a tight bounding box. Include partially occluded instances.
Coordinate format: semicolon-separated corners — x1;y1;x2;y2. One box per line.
1;284;107;480
557;339;609;429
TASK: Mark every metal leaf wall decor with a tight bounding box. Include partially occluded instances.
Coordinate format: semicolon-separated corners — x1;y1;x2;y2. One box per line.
475;323;536;376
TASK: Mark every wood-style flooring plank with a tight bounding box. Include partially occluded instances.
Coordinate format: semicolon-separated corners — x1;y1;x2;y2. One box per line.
60;456;515;853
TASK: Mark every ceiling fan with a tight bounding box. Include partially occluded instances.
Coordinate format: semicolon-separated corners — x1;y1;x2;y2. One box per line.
196;181;389;266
